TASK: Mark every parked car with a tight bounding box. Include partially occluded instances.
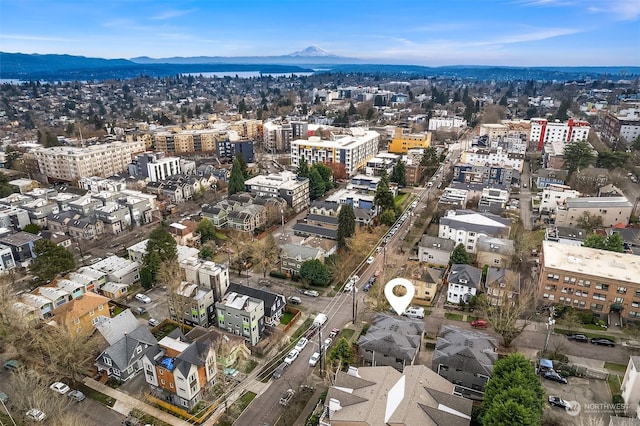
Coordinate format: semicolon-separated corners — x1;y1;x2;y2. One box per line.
148;318;160;327
67;389;86;402
135;293;152;304
329;328;340;338
544;371;568;384
288;296;302;305
309;352;320;367
294;337;308;352
548;396;571;410
272;362;287;379
279;388;295;406
26;408;46;422
344;282;354;292
322;338;333;352
0;391;8;403
363;282;372;292
50;382;70;395
284;349;299;364
590;338;615;347
136;306;147;315
471;319;488;328
366;256;375;264
305;326;319;339
566;334;588;342
303;290;319;297
3;359;23;371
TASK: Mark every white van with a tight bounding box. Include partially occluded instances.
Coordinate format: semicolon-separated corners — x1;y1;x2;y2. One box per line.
404;307;425;319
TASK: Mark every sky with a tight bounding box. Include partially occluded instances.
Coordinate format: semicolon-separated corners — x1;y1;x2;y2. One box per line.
1;0;639;67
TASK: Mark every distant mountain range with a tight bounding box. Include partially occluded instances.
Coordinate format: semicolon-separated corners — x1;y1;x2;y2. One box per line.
1;48;639;82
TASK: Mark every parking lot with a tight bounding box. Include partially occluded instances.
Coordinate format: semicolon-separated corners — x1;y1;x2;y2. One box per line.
542;375;611;425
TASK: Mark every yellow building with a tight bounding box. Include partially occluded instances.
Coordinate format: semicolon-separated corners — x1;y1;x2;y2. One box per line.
50;292;111;335
388;128;431;154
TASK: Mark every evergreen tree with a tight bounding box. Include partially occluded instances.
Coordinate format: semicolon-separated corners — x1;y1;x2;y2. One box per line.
196;218;217;243
374;176;394;214
29;239;75;284
297;157;310;178
235;152;249;178
311;163;333;190
299;259;331;287
142;225;178;286
449;243;470;266
228;157;246;196
562;140;596;176
390;161;407;187
337;204;356;249
309;168;326;199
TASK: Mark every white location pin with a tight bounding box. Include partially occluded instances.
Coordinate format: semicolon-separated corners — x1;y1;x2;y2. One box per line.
384;278;415;316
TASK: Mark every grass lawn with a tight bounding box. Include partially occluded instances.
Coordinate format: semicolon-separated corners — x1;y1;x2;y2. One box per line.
112;306;125;316
581;323;608;330
338;328;355;342
608;374;622;396
130;409;173;426
445;313;465;321
604;362;628;373
553;327;614;341
290;318;313;341
77;384;116;407
239;359;258;374
280;312;295;325
394;192;409;208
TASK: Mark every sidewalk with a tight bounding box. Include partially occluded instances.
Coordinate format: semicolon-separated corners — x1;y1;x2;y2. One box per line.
82;377;182;425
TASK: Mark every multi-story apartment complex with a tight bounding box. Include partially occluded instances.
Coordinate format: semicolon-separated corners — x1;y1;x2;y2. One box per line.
388;128;432;154
555;196;633;228
31;141;146;182
244;171;310;213
153;129;220;154
530;118;590;151
452;162;517;187
291;129;379;176
263;121;297;153
601;109;640;146
539;184;581;214
438;210;511;254
128;152;181;182
460;147;524;173
428;116;466;132
215;291;264;346
168;282;215;327
537;241;640;321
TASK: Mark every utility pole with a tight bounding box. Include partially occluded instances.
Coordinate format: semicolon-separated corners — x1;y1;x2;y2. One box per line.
319;325;324;377
543;306;556;353
352;285;357;324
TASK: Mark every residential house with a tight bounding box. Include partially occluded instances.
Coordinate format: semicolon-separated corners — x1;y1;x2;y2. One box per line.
72;267;107;293
545;226;588;246
406;264;444;306
621;356;640;417
185;326;251;370
226;283;285;328
0;231;41;264
91;255;140;285
142;329;217;409
320;365;472;426
95;309;142;345
280;243;324;276
36;286;70;309
475;236;514;269
244;171;310;213
215;291;264;346
50;292;111;335
439;210;511;254
485;268;521;306
536;169;567;189
446;264;482;304
168;221;200;247
539;184;581;215
439;187;469;208
292;201;341;240
179;258;230;302
432;325;498;400
20;198;60;228
99;282;130;300
537;241;640;321
0;244;16;272
226;204;265;233
96;325;158;383
201;204;228;227
0;206;31;231
94;203;132;235
356;314;424;371
20;293;54;319
418;236;455;267
169;282;216;327
39;230;73;250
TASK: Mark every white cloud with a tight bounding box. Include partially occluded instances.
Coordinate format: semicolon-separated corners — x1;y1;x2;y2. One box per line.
2;34;76;43
151;9;194;21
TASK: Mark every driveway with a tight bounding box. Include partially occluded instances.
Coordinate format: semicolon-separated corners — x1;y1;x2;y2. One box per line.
543;375;611;425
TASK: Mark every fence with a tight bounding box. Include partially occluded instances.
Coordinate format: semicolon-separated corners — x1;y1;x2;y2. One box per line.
146;394;220;424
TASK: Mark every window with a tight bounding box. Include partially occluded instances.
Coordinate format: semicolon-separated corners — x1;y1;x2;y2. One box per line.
104;357;112;366
73;318;80;325
595;283;609;290
590;303;603;311
618;287;627;294
98;305;104;311
593;293;606;301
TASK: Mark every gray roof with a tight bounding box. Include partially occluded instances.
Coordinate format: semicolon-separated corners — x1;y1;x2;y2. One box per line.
292;223;338;239
356;314;424;362
476;236;514;256
310;200;340;211
432;325;498;377
99;326;157;371
448;264;482;289
0;231;41;246
565;196;632;209
440;210;510;236
307;213;339;225
280;243;322;261
485;268;520;293
420;235;456;251
95;309;140;345
227;283;285;317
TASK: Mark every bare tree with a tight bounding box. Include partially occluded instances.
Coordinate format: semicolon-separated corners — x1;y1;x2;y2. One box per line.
251;234;280;278
10;369;72;422
477;275;536;348
158;259;192;332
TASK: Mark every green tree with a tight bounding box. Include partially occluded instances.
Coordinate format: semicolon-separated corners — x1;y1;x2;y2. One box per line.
390;161;407;187
196;217;216;243
605;232;625;252
449;243;470;266
632;135;640;151
311;163;334;190
142;225;178;286
480;353;543;426
23;223;40;234
309;168;326;199
140;267;153;289
328;337;353;368
374;174;394;214
337;204;356;250
29;239;75;283
199;246;214;260
576;211;603;233
235;152;249;178
583;233;606;249
379;209;397;226
597;150;629;169
4;146;20;170
297;157;310;178
562;140;596;176
554;99;571;121
299;259;331;287
228;157;246;196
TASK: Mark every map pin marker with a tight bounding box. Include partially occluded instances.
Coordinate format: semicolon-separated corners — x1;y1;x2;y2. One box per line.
384;278;415;316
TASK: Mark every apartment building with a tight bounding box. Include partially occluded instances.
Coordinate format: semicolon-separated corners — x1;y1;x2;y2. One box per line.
291;129;380;176
539;184;581;214
460;147;524;173
438;210;511;254
244;171;310;213
428;116;466;132
601;109;640;146
31;141;146;182
215;291;264;346
388;128;432;154
128;152;181;182
153;129;220;154
537;241;640;321
530;118;590;151
555;196;633;228
263;121;294;153
168;282;215;327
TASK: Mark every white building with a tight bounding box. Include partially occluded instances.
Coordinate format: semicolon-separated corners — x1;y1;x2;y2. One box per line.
428;116;466;131
460;147;524;173
530;118;590;151
244;171;310;213
291;129;380;176
621;356;640;417
438;210;511;254
31;141;146;182
539;184;581;214
179;257;230;302
447;264;482;304
439;187;469;208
